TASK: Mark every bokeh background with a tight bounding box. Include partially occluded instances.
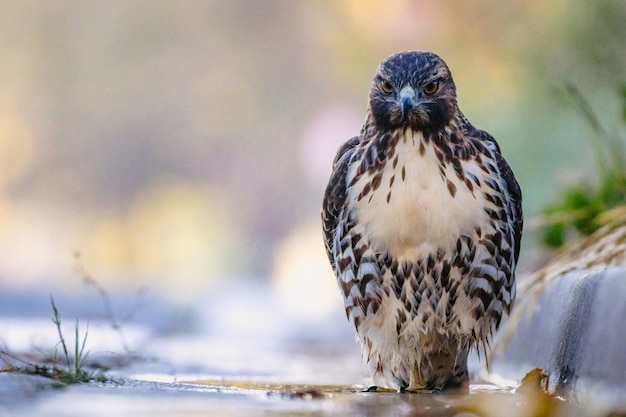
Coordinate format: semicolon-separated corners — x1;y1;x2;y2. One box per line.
0;1;624;322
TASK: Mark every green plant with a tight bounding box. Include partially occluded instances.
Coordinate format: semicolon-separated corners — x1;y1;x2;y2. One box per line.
48;296;94;383
0;257;141;385
0;297;108;385
540;84;626;249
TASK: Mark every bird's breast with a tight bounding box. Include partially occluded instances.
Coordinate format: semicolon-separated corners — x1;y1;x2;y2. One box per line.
348;130;489;261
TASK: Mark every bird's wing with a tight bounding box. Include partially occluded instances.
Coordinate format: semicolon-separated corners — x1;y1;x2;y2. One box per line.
476;130;524;264
321;136;360;267
496;151;523;263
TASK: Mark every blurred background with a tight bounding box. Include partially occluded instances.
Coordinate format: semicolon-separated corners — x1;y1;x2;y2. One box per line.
0;0;624;323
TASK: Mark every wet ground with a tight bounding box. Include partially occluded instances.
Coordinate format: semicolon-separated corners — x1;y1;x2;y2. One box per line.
0;372;606;417
0;281;624;417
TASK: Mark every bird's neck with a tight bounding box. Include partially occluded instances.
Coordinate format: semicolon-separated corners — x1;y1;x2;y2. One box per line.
361;109;474;153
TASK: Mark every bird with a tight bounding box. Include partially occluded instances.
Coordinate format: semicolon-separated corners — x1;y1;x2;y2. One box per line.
321;51;523;392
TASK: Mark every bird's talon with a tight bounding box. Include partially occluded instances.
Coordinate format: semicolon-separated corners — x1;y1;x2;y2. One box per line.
404;387;434;394
363;385;398;393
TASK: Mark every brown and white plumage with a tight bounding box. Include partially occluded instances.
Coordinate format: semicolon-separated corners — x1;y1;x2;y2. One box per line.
321;51;523;392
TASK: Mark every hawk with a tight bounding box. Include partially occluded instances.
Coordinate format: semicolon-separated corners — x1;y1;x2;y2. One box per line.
321;51;523;392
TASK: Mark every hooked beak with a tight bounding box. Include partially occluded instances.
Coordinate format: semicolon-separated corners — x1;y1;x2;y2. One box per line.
398;85;416;118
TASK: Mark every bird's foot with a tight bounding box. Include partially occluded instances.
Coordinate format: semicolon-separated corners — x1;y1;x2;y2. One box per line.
363;385;397;393
403;384;434;394
406;362;430;393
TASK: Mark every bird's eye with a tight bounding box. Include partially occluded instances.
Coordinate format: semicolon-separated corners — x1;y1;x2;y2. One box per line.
380;81;394;94
424;81;439;95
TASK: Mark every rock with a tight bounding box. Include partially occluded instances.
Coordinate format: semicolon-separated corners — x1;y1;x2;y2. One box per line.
491;267;626;404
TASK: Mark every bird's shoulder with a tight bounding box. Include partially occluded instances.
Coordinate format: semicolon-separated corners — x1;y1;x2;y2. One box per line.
466;126;521;201
331;135;360;169
460;120;501;154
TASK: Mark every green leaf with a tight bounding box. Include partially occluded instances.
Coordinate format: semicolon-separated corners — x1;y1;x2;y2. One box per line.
542;222;567;249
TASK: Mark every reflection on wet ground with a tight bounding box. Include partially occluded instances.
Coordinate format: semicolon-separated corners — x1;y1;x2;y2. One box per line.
5;376;603;417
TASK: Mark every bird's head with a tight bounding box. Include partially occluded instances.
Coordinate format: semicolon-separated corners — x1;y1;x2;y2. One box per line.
367;51;457;132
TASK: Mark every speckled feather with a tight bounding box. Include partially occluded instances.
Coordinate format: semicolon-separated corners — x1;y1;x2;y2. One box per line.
322;51;523;392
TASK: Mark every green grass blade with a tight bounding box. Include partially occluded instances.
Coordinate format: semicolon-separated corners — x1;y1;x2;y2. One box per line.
78;321;89;368
50;296;71;369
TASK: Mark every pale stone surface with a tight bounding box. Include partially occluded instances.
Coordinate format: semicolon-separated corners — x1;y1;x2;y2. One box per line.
491;267;626;402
